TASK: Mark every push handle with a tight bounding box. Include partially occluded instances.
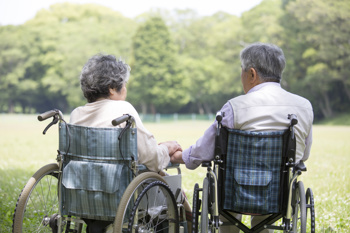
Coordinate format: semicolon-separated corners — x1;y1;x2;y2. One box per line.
215;111;225;136
288;114;298;140
112;114;133;126
216;111;225;123
112;114;135;140
37;109;64;134
38;109;61;121
288;114;298;126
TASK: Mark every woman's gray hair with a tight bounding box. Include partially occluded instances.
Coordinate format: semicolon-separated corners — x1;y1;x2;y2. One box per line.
240;43;286;82
80;54;130;103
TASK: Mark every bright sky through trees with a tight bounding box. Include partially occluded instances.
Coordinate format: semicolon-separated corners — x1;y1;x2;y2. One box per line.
0;0;263;25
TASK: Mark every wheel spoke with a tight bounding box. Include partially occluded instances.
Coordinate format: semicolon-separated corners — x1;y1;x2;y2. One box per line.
13;164;60;233
128;181;178;232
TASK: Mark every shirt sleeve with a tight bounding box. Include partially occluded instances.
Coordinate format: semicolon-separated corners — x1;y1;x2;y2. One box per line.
131;108;170;172
182;103;234;169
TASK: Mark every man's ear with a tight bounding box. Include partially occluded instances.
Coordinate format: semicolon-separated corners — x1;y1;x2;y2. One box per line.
249;68;259;84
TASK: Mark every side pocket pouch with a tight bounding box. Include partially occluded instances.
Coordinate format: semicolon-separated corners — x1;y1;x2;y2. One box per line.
61;161;125;220
232;169;272;214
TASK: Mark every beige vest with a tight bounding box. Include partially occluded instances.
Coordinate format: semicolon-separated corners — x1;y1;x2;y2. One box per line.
229;84;313;163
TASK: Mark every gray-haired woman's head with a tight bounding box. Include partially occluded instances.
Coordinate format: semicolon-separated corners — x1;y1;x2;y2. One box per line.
80;54;130;103
240;43;286;82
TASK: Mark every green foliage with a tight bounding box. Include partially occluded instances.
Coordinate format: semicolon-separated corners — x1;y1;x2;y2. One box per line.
316;112;350;125
0;0;349;120
241;0;284;44
281;0;350;119
0;3;137;113
130;17;190;113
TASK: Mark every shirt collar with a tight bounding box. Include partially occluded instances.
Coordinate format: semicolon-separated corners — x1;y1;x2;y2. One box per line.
247;82;281;94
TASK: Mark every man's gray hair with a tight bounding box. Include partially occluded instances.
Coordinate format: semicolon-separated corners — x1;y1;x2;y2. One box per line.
240;43;286;82
80;54;130;103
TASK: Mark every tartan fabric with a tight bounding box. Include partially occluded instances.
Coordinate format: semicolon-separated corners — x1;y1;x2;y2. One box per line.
58;122;137;221
223;129;287;214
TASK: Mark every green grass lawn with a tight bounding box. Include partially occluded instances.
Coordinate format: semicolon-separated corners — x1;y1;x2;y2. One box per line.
1;114;349;232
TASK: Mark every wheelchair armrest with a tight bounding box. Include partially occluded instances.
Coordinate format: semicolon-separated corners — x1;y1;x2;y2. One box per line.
201;161;212;167
295;161;307;172
137;163;181;174
166;162;180;169
165;162;181;175
136;164;148;171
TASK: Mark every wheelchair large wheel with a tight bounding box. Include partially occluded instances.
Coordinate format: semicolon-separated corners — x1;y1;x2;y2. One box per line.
306;188;315;233
127;180;179;233
192;183;201;233
12;163;60;233
113;172;167;232
200;177;210;233
291;181;307;233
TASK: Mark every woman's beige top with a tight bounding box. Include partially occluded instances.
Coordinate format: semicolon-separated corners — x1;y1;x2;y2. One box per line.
70;99;170;172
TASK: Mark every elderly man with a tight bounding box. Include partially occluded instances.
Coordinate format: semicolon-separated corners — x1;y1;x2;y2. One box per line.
171;42;314;232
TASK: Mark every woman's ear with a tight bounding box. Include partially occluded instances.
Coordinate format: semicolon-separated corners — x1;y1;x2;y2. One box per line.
109;88;117;97
109;87;127;101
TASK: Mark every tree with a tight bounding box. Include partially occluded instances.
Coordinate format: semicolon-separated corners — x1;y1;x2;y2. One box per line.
281;0;350;119
130;17;189;114
169;11;244;113
0;3;137;113
240;0;284;45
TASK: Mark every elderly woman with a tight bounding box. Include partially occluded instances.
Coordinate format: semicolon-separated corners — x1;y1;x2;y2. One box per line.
71;54;191;232
70;54;185;232
70;54;181;172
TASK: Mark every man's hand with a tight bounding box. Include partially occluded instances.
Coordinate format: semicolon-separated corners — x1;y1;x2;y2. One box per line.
170;150;185;164
159;141;182;155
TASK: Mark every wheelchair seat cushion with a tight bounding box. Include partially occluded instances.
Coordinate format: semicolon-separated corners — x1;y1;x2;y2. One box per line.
223;129;287;214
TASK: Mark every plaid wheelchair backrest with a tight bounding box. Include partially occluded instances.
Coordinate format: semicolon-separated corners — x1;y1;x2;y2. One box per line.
222;128;289;215
58;122;137;221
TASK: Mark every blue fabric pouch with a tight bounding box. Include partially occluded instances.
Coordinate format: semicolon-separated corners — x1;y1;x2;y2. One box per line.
58;122;137;221
223;129;287;214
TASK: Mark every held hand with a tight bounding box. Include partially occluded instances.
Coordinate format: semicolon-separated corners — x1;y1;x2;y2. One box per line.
170;150;185;164
159;141;183;155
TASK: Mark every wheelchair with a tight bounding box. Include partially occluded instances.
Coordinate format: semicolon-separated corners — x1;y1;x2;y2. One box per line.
192;112;316;233
12;109;189;233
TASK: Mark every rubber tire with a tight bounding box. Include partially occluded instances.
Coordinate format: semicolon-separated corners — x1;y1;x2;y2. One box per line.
306;188;315;233
12;163;59;233
114;172;166;232
127;180;179;233
292;181;307;233
200;177;210;233
192;183;200;233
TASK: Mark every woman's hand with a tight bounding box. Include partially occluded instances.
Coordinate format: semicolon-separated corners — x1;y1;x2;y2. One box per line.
159;141;182;155
170;150;185;164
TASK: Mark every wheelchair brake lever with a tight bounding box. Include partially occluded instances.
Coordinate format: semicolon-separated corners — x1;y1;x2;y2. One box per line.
118;121;132;140
42;115;59;135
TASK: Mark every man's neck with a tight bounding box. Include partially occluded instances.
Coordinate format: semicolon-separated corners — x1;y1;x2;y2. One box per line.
247;82;281;94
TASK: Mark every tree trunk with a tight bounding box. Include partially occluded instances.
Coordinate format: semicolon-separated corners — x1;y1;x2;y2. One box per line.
203;103;212;115
197;102;204;115
341;79;350;101
8;99;14;113
150;103;156;115
141;103;147;115
319;91;333;118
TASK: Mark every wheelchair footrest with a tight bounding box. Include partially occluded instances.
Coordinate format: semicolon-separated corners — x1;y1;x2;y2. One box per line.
262;224;284;230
